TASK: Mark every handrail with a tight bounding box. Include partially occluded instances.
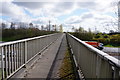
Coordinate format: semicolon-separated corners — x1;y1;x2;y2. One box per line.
69;33;120;68
67;33;120;79
0;33;62;79
0;33;58;46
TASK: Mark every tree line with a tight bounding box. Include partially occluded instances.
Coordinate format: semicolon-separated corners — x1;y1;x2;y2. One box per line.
70;27;120;47
2;28;57;41
70;27;94;41
1;22;62;42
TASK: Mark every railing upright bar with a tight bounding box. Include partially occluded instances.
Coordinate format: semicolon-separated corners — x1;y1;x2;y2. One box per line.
25;41;27;65
10;45;13;73
20;43;22;67
1;47;4;79
67;33;120;79
0;33;62;79
20;43;22;66
8;45;11;75
17;43;20;68
13;44;16;71
114;67;119;78
15;44;18;70
4;46;8;77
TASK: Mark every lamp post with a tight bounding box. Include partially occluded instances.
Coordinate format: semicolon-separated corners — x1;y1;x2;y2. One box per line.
49;20;51;31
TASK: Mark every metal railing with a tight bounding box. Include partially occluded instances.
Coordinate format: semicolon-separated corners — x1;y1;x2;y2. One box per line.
0;33;62;79
66;33;120;79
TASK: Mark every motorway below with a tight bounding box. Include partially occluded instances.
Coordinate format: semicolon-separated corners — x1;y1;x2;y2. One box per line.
102;47;120;53
102;47;120;60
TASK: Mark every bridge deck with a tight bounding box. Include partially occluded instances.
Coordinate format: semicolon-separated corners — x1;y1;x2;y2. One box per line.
12;34;67;79
47;34;67;78
25;34;64;78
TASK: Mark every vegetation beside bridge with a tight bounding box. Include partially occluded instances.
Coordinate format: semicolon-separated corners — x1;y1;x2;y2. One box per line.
70;27;120;47
59;48;76;80
2;28;58;42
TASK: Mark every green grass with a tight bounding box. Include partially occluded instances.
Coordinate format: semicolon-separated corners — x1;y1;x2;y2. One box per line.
59;48;76;80
104;44;120;48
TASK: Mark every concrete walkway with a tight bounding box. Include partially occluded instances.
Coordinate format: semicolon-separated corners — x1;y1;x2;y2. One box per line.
23;34;65;78
47;34;67;79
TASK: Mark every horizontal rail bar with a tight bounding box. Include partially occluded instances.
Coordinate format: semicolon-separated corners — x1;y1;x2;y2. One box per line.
0;33;63;79
0;33;58;46
68;33;120;68
66;33;120;79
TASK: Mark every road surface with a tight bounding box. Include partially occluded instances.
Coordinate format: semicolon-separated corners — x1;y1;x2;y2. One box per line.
102;47;120;60
102;47;120;53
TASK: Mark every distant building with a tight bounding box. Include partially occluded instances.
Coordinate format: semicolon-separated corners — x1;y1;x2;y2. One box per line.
41;25;44;30
59;24;63;32
13;22;29;29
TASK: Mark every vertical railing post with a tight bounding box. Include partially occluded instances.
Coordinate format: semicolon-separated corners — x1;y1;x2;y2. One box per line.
24;41;27;67
1;47;4;79
67;33;120;79
114;67;119;78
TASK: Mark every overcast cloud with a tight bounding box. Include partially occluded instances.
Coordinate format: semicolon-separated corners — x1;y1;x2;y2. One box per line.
0;0;119;32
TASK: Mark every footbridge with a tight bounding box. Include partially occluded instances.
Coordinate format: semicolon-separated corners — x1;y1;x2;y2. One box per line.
0;33;120;80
